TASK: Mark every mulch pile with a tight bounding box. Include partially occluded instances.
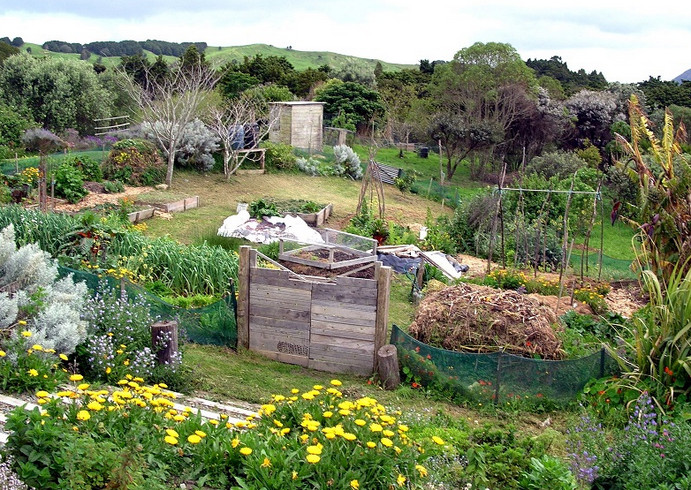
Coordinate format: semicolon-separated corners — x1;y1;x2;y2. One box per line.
409;282;565;360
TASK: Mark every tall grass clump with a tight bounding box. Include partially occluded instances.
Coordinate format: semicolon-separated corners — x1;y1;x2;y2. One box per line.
109;232;239;296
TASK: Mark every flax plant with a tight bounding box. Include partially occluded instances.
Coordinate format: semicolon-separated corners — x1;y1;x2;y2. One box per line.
611;259;691;409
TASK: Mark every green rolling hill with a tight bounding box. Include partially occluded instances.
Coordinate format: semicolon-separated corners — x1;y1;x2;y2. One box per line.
17;41;416;73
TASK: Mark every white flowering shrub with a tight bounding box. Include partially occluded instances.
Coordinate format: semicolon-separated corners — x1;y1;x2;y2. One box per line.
0;224;87;353
332;144;363;180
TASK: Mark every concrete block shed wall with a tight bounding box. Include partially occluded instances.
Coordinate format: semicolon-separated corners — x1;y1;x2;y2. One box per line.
269;102;324;151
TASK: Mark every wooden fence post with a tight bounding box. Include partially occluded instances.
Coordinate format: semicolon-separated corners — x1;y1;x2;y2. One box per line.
374;264;392;371
377;344;400;390
237;246;255;349
151;320;178;365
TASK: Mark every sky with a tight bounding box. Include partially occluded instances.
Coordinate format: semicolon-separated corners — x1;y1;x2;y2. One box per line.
1;0;690;83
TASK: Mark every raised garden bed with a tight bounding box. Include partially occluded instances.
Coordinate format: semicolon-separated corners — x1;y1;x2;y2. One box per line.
248;198;333;226
136;191;200;214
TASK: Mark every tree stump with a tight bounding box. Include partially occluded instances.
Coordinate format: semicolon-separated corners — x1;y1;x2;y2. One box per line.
151;320;179;365
377;344;400;390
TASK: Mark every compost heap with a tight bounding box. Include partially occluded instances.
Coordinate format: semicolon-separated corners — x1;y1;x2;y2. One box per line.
409;283;565;360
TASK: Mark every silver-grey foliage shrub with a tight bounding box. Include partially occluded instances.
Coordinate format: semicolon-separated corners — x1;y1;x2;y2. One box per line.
332;144;363;179
142;118;219;171
0;224;87;353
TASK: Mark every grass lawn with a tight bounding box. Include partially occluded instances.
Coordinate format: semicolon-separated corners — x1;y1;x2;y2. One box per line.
141;169;453;244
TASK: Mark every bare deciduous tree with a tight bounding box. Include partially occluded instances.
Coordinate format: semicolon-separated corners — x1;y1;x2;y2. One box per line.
120;62;222;186
206;92;278;178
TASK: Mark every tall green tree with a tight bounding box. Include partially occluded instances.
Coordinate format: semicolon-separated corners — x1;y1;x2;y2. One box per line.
314;80;385;133
0;54;112;134
429;42;538;179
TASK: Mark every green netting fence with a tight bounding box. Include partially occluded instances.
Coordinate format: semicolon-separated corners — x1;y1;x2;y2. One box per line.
390;325;619;403
58;266;238;348
569;253;637;280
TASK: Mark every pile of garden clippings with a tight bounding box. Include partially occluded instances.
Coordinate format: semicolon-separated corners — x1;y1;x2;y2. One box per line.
409;282;565;360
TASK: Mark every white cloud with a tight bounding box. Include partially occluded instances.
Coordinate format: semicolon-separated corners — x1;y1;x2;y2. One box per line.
1;0;690;82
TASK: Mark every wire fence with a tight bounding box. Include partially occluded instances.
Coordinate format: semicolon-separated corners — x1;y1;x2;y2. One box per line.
390;325;619;403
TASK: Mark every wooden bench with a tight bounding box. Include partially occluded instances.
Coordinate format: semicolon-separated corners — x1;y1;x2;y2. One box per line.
236;148;267;175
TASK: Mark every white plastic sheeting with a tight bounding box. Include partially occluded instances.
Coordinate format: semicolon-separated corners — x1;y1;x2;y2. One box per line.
217;212;324;245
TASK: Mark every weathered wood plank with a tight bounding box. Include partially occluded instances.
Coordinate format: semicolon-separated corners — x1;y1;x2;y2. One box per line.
311;322;375;342
311;334;376;352
249;314;310;332
254;349;310;367
374;265;392;369
249;303;310;322
308;359;372;376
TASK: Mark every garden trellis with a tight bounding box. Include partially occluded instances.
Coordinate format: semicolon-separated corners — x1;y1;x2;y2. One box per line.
487;176;605;310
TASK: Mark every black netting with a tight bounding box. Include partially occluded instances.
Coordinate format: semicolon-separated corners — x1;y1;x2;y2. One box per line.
390;325;619;403
58;266;237;348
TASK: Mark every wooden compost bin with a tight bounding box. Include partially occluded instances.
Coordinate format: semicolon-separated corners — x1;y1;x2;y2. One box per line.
236;246;391;376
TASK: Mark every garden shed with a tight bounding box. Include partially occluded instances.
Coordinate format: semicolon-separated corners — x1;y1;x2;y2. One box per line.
269;101;325;151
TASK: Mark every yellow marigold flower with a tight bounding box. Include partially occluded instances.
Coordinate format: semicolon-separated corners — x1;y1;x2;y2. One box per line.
21;330;31;337
31;344;43;351
330;379;342;387
208;419;219;426
195;430;207;438
354;419;366;426
261;457;271;468
87;401;103;411
240;447;252;456
18;320;27;326
313;384;323;390
188;434;202;444
261;403;276;415
173;414;185;422
291;388;299;394
323;411;333;418
398;424;409;432
158;383;168;388
0;350;5;357
78;383;90;390
301;392;315;400
369;423;383;432
397;474;406;486
306;454;320;464
306;445;322;455
383;429;395;437
350;480;359;489
76;410;90;421
273;419;284;427
231;437;241;448
343;433;357;441
166;428;179;438
366;441;376;448
59;354;68;361
164;435;178;445
415;464;428;477
432;436;445;445
36;390;49;398
381;437;393;447
69;374;84;382
292;471;298;480
27;368;38;377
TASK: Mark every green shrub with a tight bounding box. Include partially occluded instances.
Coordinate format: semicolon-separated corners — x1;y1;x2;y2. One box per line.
66;154;103;182
103;179;124;193
54;162;88;203
248;198;279;219
263;141;296;171
519;455;577;489
103;138;165;186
